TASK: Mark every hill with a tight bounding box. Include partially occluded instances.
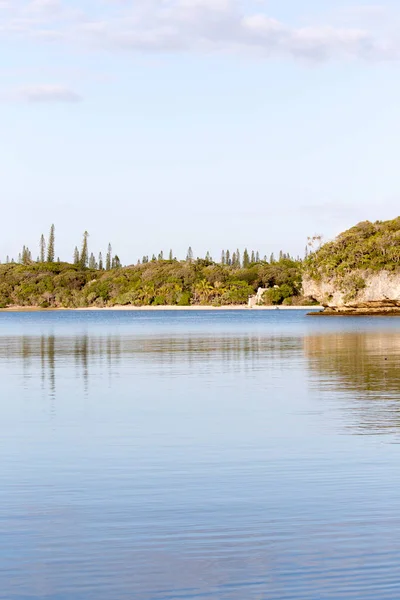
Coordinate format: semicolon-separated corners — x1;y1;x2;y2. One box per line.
304;217;400;312
0;258;303;309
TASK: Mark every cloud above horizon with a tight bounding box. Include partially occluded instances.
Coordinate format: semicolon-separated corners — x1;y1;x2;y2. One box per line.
17;84;82;102
0;0;397;62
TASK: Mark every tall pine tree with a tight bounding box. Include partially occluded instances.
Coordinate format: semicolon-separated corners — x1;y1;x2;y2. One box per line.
80;231;89;268
73;247;79;265
40;234;46;263
106;243;112;270
243;248;250;268
47;224;55;263
236;249;241;267
98;252;103;270
186;247;193;262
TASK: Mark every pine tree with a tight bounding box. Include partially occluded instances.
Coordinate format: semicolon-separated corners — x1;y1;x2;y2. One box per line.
40;234;46;263
89;253;96;269
98;252;103;270
151;254;156;261
169;249;173;261
232;252;237;266
6;256;9;264
112;255;121;268
205;251;211;262
251;250;255;263
221;250;225;265
73;247;79;265
279;250;283;261
106;243;112;270
158;251;164;261
256;251;260;263
47;224;55;263
186;247;193;262
80;231;89;268
243;248;250;268
236;249;241;267
270;253;275;264
226;249;231;266
18;253;22;264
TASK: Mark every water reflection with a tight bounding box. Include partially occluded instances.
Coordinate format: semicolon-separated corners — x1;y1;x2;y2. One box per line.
3;316;400;599
305;332;400;435
0;333;302;399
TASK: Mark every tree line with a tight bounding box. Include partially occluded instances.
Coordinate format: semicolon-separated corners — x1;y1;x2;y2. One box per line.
3;224;301;270
5;225;121;271
140;247;298;268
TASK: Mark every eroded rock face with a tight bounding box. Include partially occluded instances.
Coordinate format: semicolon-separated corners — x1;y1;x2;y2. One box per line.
303;271;400;314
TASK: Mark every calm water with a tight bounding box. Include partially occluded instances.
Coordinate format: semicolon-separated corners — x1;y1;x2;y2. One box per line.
1;310;400;599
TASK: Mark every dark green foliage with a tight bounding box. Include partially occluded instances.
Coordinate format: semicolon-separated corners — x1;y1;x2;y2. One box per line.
305;217;400;279
0;256;302;308
243;248;250;268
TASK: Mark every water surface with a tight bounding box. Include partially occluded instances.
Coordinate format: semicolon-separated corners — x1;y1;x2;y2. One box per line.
1;310;400;599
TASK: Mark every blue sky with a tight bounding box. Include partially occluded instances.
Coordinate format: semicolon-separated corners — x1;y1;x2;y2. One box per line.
1;0;400;263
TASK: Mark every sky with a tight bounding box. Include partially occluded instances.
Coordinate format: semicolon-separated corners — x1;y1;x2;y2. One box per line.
1;0;400;264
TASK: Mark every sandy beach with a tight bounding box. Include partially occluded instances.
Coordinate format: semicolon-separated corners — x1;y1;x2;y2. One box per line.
0;305;322;312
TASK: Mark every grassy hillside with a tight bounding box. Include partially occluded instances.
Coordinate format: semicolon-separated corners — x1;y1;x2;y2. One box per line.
0;257;304;308
305;217;400;280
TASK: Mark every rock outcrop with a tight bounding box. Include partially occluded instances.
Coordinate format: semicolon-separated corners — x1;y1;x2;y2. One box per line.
303;271;400;315
248;287;268;308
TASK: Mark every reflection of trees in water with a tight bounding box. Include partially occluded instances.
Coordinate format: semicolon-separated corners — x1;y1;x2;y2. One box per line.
0;334;301;399
305;332;400;434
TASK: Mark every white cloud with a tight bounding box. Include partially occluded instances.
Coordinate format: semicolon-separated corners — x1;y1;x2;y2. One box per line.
0;0;398;62
28;0;62;15
17;84;82;102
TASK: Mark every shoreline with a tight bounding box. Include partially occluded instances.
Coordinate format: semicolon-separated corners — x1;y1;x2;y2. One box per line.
0;305;323;313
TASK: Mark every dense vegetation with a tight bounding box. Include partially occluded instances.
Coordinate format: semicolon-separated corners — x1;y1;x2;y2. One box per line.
303;217;400;303
0;257;305;309
305;217;400;278
0;223;312;308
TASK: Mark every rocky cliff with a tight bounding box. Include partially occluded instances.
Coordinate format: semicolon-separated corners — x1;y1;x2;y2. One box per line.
303;271;400;314
302;216;400;315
